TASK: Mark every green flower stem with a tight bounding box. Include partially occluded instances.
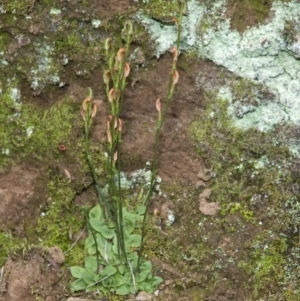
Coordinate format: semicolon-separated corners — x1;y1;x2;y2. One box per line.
137;0;186;270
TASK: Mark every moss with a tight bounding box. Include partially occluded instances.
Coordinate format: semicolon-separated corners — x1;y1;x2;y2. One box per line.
140;0;181;22
0;88;80;167
36;173;86;266
229;0;292;33
0;232;31;265
0;30;12;52
245;233;288;297
1;0;35;15
189;95;291;209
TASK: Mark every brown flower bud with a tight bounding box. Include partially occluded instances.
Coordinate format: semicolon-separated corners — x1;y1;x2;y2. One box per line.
103;70;111;85
104;37;112;51
118;118;124;132
108;88;120;103
91;102;97;118
107;120;112;144
170;47;178;62
113;116;118;129
124;62;130;77
172;70;179;86
117;48;126;62
156;98;161;112
108;88;116;103
82;88;93;110
82;97;92;111
81;109;86;122
113;151;118;165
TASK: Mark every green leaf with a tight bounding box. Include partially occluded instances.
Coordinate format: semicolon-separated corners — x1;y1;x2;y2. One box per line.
99;240;113;261
70;279;87;291
118;265;125;275
90;219;115;238
115;284;130;295
85;256;97;273
124;230;133;244
89;218;104;232
140;260;152;273
130;234;141;247
136;205;146;215
123;217;136;234
102;265;117;276
87;245;97;255
82;270;96;285
124;210;138;222
136;269;150;283
138;281;153;293
107;220;116;229
89;205;103;219
152;276;163;286
70;266;86;278
96;233;106;248
85;235;95;249
112;272;126;287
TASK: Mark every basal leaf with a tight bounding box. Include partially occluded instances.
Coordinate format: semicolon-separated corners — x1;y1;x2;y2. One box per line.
82;270;96;285
102;265;117;276
115;284;130;295
136;269;149;283
118;264;125;275
85;235;95;249
90;221;115;239
124;230;133;244
130;234;141;247
96;233;106;248
113;272;126;287
99;240;113;261
70;266;86;279
123;217;136;234
89;205;103;219
138;281;153;293
136;205;146;215
87;245;97;255
85;256;97;273
140;260;152;273
70;279;87;291
152;276;164;286
89;218;104;232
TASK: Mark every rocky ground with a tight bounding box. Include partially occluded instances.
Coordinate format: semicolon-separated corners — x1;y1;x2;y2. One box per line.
1;1;300;301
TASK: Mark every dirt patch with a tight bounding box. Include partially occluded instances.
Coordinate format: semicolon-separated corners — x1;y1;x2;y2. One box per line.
0;164;45;236
226;0;275;33
1;249;68;301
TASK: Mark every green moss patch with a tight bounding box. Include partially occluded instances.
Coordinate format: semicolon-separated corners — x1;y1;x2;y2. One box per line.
0;88;80;167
